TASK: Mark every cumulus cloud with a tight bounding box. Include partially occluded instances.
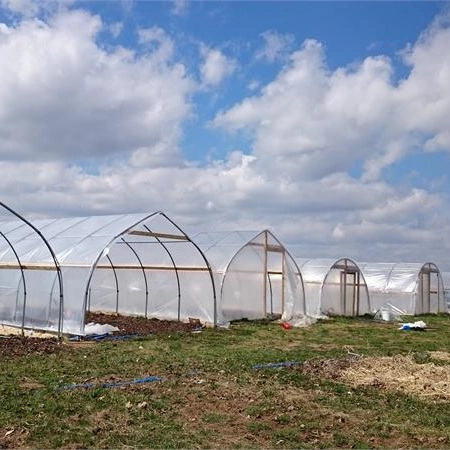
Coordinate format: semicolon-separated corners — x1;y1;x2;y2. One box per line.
0;5;449;271
170;0;188;16
213;20;450;182
255;30;295;63
0;0;72;18
199;45;237;87
0;11;193;165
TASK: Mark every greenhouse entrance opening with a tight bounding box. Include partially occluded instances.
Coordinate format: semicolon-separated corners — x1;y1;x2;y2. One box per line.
265;245;286;319
418;264;442;314
339;268;360;316
193;230;306;324
320;258;370;317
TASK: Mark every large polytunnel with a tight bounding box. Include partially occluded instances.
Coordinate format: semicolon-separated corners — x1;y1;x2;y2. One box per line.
359;262;446;315
192;230;306;324
296;258;370;317
0;209;216;336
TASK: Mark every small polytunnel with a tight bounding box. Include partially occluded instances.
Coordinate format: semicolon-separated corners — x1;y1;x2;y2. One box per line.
296;258;370;317
0;210;216;336
191;230;306;324
359;262;446;315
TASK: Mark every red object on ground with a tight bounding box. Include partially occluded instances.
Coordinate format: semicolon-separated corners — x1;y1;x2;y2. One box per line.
281;322;292;330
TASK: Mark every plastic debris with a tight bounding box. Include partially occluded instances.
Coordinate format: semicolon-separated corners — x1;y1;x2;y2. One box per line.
281;322;292;330
84;322;120;335
57;376;164;392
399;320;427;331
253;361;301;369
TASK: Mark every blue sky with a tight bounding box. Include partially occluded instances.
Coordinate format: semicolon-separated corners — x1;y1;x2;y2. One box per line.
0;0;449;269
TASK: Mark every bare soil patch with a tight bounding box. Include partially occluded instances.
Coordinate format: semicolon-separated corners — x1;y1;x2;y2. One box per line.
0;427;29;449
298;355;358;380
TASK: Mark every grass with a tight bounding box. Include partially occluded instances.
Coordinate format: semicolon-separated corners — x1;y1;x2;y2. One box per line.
1;314;450;448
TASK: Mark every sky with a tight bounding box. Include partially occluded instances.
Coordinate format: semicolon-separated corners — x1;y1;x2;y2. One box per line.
0;0;449;269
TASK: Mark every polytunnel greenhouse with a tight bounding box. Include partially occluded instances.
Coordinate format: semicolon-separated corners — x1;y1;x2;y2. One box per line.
0;206;216;336
191;230;306;324
296;258;370;317
442;272;450;310
358;262;446;315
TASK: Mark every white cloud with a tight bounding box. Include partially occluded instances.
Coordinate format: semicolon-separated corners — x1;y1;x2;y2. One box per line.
137;25;175;61
199;45;237;87
108;21;123;39
0;0;73;18
0;11;193;166
213;21;450;183
170;0;188;16
255;30;294;63
0;5;449;272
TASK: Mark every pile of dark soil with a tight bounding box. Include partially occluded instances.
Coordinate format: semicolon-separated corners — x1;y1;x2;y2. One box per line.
85;311;203;336
0;336;62;357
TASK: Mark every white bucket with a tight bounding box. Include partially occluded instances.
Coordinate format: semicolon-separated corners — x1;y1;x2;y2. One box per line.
381;308;390;321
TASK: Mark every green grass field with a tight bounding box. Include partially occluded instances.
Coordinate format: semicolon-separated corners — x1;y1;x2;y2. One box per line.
1;314;450;448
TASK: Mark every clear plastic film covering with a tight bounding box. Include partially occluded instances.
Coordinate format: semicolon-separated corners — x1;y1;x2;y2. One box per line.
358;262;446;315
0;210;217;336
321;259;370;316
441;272;450;311
194;230;305;324
296;259;336;317
296;258;370;317
0;211;62;335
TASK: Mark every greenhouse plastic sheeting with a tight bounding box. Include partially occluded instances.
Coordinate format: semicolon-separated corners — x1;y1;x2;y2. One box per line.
358;262;446;315
0;215;62;335
192;230;306;324
441;272;450;311
296;258;335;317
0;212;216;335
296;258;370;317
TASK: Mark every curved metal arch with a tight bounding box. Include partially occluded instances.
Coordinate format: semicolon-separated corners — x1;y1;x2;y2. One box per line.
219;230;265;313
158;212;218;326
121;238;149;317
106;254;120;314
85;254;120;314
82;212;160;331
220;229;307;319
0;231;27;333
83;211;218;329
263;231;307;316
143;224;182;321
321;257;371;316
0;201;64;339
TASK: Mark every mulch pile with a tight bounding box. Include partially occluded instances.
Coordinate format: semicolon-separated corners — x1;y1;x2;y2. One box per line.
85;311;203;336
0;313;203;356
0;335;62;357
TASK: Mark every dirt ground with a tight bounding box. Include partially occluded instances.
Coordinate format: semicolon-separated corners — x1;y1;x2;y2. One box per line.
0;335;62;357
0;313;203;357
